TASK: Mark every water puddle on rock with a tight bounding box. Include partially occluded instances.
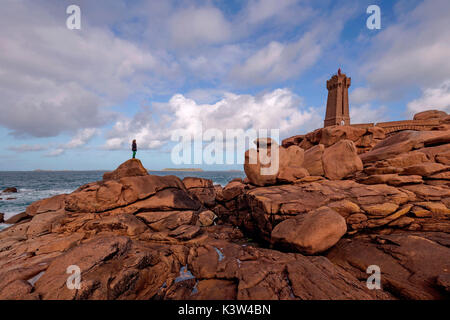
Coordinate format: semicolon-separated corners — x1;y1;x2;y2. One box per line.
213;246;225;262
0;224;11;231
27;271;45;286
190;280;199;295
174;265;195;283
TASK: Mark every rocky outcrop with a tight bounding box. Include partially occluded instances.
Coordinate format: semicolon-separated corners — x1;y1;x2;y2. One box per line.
360;130;450;163
282;125;386;154
1;122;449;300
2;187;18;193
245;138;363;185
327;232;450;299
231;180;414;241
182;177;216;208
4;212;30;224
102;159;148;181
0;160;387;300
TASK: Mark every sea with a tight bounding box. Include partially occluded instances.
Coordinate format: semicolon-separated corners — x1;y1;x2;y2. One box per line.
0;170;245;230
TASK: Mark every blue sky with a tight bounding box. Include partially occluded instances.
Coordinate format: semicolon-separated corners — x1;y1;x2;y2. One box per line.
0;0;449;170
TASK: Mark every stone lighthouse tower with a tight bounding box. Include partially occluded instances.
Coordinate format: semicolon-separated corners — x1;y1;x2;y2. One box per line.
324;68;351;127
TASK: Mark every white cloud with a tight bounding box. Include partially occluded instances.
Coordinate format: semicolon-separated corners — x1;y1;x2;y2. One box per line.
351;0;450;103
104;88;321;150
229;8;352;86
0;1;176;138
243;0;315;27
407;80;450;114
168;6;232;48
45;149;65;158
10;128;99;157
64;128;99;149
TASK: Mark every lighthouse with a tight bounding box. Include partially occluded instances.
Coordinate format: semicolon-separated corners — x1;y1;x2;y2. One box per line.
324;69;351;127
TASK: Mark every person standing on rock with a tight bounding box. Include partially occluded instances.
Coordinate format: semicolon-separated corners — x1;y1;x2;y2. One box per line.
132;139;137;159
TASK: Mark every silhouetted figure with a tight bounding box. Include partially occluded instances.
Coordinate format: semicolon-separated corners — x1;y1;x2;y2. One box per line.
338;68;342;76
132;139;137;159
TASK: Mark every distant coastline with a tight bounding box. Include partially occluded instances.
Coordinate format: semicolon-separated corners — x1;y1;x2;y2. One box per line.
161;168;204;172
33;169;105;172
22;168;244;173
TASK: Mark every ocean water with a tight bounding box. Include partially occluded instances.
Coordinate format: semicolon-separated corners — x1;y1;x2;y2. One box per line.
0;170;245;229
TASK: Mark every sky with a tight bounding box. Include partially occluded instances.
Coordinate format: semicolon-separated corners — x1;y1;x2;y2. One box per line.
0;0;449;171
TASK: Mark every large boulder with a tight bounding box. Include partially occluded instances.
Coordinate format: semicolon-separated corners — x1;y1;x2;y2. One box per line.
103;159;148;181
4;212;30;224
303;144;325;176
244;140;307;186
277;146;309;183
271;207;347;255
217;180;246;202
322;140;363;180
244;140;278;186
414;110;448;121
281;134;305;148
2;187;17;193
320;126;366;147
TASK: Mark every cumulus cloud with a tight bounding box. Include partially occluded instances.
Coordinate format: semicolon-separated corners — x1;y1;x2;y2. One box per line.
64;128;99;149
229;7;353;86
0;0;176;138
407;80;450;115
104;88;321;150
10;128;99;157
